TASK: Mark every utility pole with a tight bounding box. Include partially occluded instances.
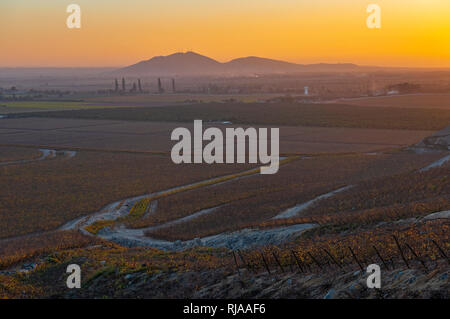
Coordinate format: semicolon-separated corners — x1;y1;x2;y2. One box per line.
122;78;126;92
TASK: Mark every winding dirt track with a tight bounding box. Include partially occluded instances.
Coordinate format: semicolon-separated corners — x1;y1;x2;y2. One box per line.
0;149;54;166
272;185;353;220
2;151;449;250
58;157;324;250
59;151;450;250
59;164;267;234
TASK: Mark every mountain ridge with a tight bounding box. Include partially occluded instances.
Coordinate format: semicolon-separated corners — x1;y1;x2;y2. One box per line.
115;51;360;76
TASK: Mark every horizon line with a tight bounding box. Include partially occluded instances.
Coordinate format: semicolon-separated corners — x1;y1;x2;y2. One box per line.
1;52;450;70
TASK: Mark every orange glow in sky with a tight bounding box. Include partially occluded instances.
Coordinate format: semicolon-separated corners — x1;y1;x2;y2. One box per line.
0;0;449;67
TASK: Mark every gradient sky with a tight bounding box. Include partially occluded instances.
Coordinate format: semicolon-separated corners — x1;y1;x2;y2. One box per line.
1;0;449;67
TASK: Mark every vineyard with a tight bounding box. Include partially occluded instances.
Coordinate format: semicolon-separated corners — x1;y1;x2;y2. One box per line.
143;153;447;241
1;9;450;299
0;151;255;238
0;231;101;270
236;220;449;276
14;102;450;131
0;117;433;156
1;219;447;299
0;111;448;299
0;146;41;163
337;94;450;110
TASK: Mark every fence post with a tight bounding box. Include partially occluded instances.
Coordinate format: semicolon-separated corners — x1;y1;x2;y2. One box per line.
348;246;364;272
372;245;389;270
431;239;449;264
291;250;304;273
260;252;271;275
393;235;410;269
237;249;254;273
307;252;323;270
389;258;396;270
272;252;285;274
405;242;428;272
323;248;342;269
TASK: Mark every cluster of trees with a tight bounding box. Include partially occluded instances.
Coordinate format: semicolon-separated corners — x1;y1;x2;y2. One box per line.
114;78;143;93
114;78;177;94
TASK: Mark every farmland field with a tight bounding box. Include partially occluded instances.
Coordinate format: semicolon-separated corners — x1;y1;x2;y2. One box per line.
0;146;41;163
85;93;280;105
335;94;450;110
2;0;450;301
0;94;448;300
11;102;450;131
143;153;447;241
0;101;113;114
0;117;433;154
0;151;255;238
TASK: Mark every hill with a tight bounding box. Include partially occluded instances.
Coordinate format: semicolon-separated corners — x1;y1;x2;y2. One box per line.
114;51;360;76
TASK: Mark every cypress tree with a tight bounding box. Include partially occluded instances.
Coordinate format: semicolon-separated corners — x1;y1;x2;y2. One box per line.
158;78;164;93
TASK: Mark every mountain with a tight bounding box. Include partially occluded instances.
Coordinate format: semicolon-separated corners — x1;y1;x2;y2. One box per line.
117;52;222;76
114;51;360;76
223;56;302;74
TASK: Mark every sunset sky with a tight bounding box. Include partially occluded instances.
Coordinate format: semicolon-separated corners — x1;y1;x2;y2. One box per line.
1;0;449;67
